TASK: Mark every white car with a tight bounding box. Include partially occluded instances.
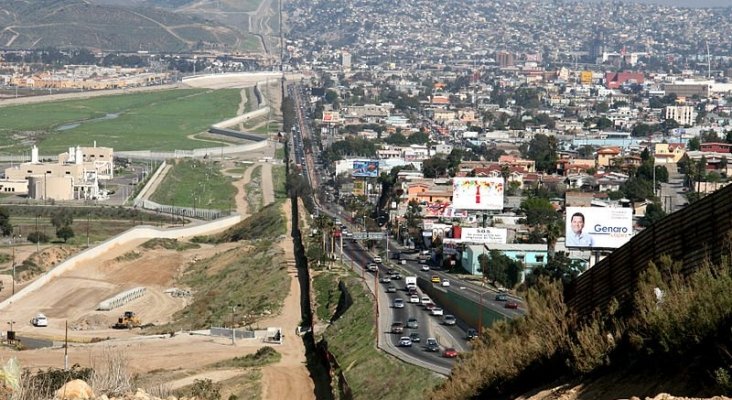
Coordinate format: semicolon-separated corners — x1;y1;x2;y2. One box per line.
398;336;413;347
420;296;431;306
409;294;421;303
430;307;444;316
31;313;48;327
373;256;382;263
441;280;450;287
393;298;405;309
421;265;430;271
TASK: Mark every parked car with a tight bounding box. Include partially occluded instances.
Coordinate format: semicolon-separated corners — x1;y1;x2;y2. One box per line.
399;336;413;347
442;347;459;358
386;285;397;293
430;275;441;283
443;314;457;326
407;317;419;329
31;313;48;327
393;298;405;309
409;294;421;303
430;307;444;316
495;293;508;301
465;328;478;340
391;322;404;334
505;301;520;309
426;338;440;352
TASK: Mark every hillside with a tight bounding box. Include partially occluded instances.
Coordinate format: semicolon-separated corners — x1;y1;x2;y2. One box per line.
0;0;251;51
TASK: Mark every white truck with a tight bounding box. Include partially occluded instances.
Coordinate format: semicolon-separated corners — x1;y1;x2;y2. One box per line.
31;313;48;327
405;276;417;291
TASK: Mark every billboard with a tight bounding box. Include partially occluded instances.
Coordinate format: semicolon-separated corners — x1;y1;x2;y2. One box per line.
460;227;508;244
565;207;633;249
352;160;379;178
423;202;468;218
452;177;504;210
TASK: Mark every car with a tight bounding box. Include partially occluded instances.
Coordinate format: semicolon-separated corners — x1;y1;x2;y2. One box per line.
495;293;508;302
505;301;520;309
465;328;478;340
391;272;402;280
441;279;450;287
386;285;397;293
430;307;444;316
424;302;436;311
31;313;48;327
406;317;419;329
425;338;440;352
419;296;431;306
398;336;413;347
443;314;457;326
409;332;421;343
391;322;404;334
431;275;441;283
366;263;378;272
393;298;405;309
408;287;418;296
373;256;382;263
442;347;459;358
409;294;421;303
379;276;392;283
421;265;430;271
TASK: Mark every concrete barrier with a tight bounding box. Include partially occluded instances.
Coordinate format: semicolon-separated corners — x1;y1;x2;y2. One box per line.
0;214;242;312
97;287;147;311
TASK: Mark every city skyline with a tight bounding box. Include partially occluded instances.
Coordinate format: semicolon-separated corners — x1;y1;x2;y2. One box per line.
584;0;732;7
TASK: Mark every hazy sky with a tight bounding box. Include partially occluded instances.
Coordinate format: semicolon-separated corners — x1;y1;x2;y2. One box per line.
583;0;731;7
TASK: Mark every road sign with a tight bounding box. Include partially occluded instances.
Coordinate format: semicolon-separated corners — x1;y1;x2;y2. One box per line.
352;232;385;240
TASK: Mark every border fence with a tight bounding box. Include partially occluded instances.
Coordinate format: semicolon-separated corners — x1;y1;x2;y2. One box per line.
565;183;732;318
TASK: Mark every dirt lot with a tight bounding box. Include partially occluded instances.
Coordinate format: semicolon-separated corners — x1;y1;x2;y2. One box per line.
0;149;314;398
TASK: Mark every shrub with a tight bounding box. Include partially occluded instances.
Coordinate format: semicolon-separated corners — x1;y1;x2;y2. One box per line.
27;231;50;244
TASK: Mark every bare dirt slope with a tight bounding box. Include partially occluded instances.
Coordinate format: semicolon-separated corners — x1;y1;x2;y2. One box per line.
0;157;309;398
259;200;314;400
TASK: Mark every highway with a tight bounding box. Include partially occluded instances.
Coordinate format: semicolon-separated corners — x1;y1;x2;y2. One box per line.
286;82;525;375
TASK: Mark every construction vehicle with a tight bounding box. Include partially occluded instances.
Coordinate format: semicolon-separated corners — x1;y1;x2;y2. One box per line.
112;311;142;329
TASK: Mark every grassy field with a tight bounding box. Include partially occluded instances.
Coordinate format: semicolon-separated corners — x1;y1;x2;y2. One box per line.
0;89;243;153
150;159;236;211
272;165;287;201
314;272;440;399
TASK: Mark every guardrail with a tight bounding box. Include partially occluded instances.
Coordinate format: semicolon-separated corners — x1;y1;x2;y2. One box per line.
97;287;147;311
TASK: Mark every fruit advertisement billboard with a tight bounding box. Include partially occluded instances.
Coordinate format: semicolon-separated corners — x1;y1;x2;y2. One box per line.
452;177;504;210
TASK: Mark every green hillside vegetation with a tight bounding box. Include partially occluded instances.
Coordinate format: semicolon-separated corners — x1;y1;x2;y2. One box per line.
151;159;236;212
430;255;732;399
194;201;285;244
0;89;243;152
314;272;439;399
0;0;250;51
152;240;289;331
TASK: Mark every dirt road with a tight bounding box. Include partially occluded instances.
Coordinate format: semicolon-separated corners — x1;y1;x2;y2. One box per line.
259;200;314;400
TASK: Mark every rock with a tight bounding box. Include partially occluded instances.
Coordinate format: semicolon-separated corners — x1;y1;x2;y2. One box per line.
55;379;95;400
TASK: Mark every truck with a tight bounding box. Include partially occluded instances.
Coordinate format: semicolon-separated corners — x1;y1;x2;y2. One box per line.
405;276;417;291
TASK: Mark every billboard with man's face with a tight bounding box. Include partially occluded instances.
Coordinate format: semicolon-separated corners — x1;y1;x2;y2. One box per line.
565;207;633;249
452;177;504;210
352;160;379;177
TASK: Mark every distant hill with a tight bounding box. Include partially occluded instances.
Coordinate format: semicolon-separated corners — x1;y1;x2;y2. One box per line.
0;0;253;52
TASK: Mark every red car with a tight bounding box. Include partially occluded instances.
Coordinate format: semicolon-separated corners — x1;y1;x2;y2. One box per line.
505;301;520;309
442;347;458;358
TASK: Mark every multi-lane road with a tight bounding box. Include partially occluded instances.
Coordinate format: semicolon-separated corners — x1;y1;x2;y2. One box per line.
287;82;525;374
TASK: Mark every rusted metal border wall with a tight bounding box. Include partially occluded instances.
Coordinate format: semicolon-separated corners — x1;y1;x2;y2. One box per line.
565;184;732;318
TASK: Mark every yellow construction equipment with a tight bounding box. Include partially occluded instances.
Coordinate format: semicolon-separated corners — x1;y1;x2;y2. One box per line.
112;311;142;329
